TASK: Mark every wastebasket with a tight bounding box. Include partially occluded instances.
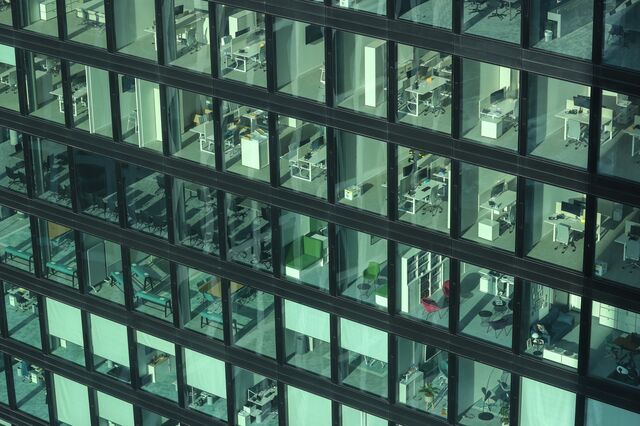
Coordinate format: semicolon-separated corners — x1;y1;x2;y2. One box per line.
544;30;553;42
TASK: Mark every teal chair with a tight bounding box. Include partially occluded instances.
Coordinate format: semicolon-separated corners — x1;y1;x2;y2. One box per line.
363;262;380;286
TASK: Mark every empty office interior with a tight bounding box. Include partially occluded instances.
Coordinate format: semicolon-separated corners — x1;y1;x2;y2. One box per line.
0;1;637;426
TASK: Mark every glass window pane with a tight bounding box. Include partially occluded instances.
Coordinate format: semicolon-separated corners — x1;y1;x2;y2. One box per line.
70;62;112;138
3;282;41;348
31;138;71;208
96;391;134;426
595;198;640;289
339;318;388;398
586;399;640;425
521;282;581;369
140;408;179;425
0;128;26;194
397;243;450;329
114;0;157;61
397;337;449;417
334;30;387;118
0;355;7;404
164;0;211;74
21;0;58;37
460;164;517;252
457;358;511;425
0;45;19;111
167;87;215;167
286;385;332;426
130;249;172;322
225;194;273;272
277;116;327;199
233;367;279;426
598;91;640;184
119;75;162;152
66;0;106;48
37;220;78;289
46;297;85;366
336;131;387;215
281;210;329;291
337;226;388;310
0;206;33;273
12;357;49;421
519;378;575;426
589;301;640;390
275;18;325;103
173;179;219;254
231;283;275;358
79;231;124;305
530;0;593;60
340;405;387;426
524;180;586;271
398;147;451;232
52;374;90;426
177;264;223;341
26;52;63;124
136;331;177;402
527;75;590;168
461;59;520;151
0;2;12;26
90;314;131;383
123;165;168;239
396;0;452;29
74;151;119;223
283;300;331;378
184;348;227;421
460;262;514;348
462;0;521;44
222;101;269;182
603;1;640;71
334;0;385;14
397;45;452;134
217;6;267;88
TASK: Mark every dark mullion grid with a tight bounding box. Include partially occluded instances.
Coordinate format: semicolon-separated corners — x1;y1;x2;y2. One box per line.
514;174;526;259
27;214;45;281
221;279;233;346
132;405;144;425
271;205;282;278
9;0;20;29
154;0;166;65
115;162;127;229
224;362;236;426
44;368;58;425
104;0;116;53
330;312;339;384
0;281;8;339
265;13;276;94
268;112;279;188
66;145;80;212
387;332;397;407
55;0;67;40
3;352;18;411
386;239;397;318
121;247;135;312
520;0;530;49
575;393;587;426
209;2;219;79
278;380;287;426
323;25;334;109
14;45;29;116
126;326;142;393
73;229;87;294
511;276;524;355
108;71;124;142
582;192;599;280
450;55;462;142
325;126;337;205
169;262;181;329
215;190;228;260
60;60;74;129
508;372;520;426
327;222;338;297
88;388;100;426
159;85;172;157
21;135;36;200
81;310;95;373
387;40;397;125
273;296;286;426
591;0;605;66
36;294;51;355
517;71;528;157
387;141;398;223
174;346;187;409
331;399;340;426
587;89;603;177
452;0;462;34
449;259;460;335
212;97;224;171
447;351;458;424
449;158;461;240
577;295;594;380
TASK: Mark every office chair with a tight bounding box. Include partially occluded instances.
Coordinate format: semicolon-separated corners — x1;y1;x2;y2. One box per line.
5;166;25;190
155;175;165;193
186;223;204;247
498;207;515;234
182;27;198;52
622;239;640;273
468;0;487;13
56;184;71;203
428;87;446;116
566;120;588;149
488;0;506;19
126;109;138;135
554;224;576;253
608;25;625;46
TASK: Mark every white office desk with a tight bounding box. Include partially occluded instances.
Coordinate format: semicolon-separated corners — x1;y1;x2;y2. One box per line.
189;121;214;156
404;76;448;117
231;38;264;73
49;86;87;117
76;0;105;23
479;98;517;139
241;131;269;169
479;190;517;221
624;124;640;157
555;109;613;141
145;12;203;51
402;180;444;215
544;217;585;243
290;142;326;182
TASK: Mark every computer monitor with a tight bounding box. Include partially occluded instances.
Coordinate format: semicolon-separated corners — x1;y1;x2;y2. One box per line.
490;182;504;199
310;137;322;151
121;75;135;93
305;25;323;45
403;164;414;178
490;88;505;104
573;95;590;109
561;201;582;217
630;224;640;237
174;5;184;15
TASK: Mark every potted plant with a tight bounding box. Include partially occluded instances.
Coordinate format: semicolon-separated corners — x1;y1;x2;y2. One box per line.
418;383;436;408
499;403;510;426
477;387;494;421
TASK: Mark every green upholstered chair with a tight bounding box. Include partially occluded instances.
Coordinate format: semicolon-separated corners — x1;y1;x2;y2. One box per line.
285;236;323;271
363;261;380;285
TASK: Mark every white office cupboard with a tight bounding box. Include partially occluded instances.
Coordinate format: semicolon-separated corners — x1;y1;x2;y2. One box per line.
364;40;386;108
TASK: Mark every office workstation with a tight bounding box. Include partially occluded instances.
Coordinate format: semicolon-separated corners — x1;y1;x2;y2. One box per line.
0;44;18;111
235;373;279;426
165;1;211;73
66;0;106;48
11;357;49;421
136;331;179;402
38;220;78;289
3;283;40;350
462;60;519;151
25;53;63;124
226;194;272;272
231;284;277;358
603;0;640;71
174;179;219;255
0;127;26;193
463;0;522;44
167;88;214;167
30;138;72;209
456;358;511;424
129;250;173;321
119;75;163;152
395;0;452;29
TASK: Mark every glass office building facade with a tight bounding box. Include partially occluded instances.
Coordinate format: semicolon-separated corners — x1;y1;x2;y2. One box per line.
0;1;638;425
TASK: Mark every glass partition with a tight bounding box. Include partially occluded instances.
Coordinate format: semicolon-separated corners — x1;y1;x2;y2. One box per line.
70;62;113;138
457;358;511;425
90;314;131;383
177;264;223;341
66;0;107;48
225;194;273;272
3;282;41;348
283;300;331;377
46;297;85;365
163;0;211;73
80;231;124;305
0;207;33;273
395;0;452;29
21;0;58;37
0;44;18;111
25;52;63;124
231;283;276;358
114;0;157;61
0;128;26;194
74;151;118;223
519;378;576;426
136;331;177;402
586;399;640;425
119;75;162;152
173;179;219;255
184;348;228;421
462;0;521;44
11;357;49;421
37;220;78;288
123;165;168;239
31;138;71;208
130;249;172;322
233;368;279;426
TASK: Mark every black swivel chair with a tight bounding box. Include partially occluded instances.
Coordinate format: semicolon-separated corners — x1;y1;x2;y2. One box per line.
5;166;23;188
608;24;625;46
488;0;506;19
469;0;487;13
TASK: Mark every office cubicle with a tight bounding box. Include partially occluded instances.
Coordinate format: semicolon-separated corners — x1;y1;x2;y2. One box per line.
396;45;453;134
123;165;168;239
0;44;18;111
397;147;451;232
21;0;59;37
461;59;520;151
221;101;269;182
283;300;331;378
334;30;387;118
37;219;77;289
176;265;223;340
396;337;449;418
25;52;63;124
233;368;279;426
460;163;517;252
526;74;591;169
456;358;511;424
70;62;112;138
46;297;85;366
603;0;640;71
164;0;211;74
520;378;577;426
524;180;587;271
73;150;119;224
167;87;214;167
31;138;71;209
520;281;581;370
336;130;387;216
0;206;33;274
79;231;123;306
173;178;219;255
89;314;131;383
66;0;107;49
339;318;388;398
96;391;135;426
130;248;172;323
113;0;157;61
0;0;11;26
3;282;42;348
11;357;50;422
530;0;594;60
395;0;452;29
231;283;276;359
594;199;640;289
462;0;521;44
184;348;228;420
0;127;25;194
280;210;329;291
334;0;386;15
336;225;388;311
278;116;327;200
459;262;514;348
136;331;178;402
275;17;325;103
599;91;640;184
119;74;162;153
396;243;450;329
217;6;267;87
